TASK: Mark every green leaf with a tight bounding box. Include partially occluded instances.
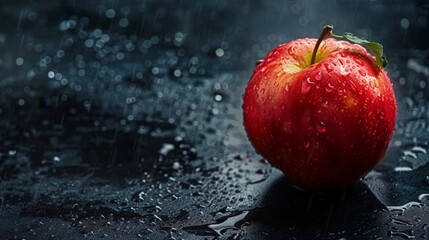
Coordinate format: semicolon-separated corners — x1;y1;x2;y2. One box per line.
343;32;387;69
343;32;370;44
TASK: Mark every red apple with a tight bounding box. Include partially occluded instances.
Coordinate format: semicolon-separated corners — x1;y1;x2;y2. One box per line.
242;28;397;191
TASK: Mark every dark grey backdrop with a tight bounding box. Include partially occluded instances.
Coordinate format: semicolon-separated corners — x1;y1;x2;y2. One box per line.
0;0;428;239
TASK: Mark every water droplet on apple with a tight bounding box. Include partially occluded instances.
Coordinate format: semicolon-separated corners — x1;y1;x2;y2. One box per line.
314;72;323;81
287;46;296;56
340;69;350;76
323;63;334;73
325;82;334;92
358;69;366;77
261;66;267;73
284;84;290;92
243;106;249;115
317;121;327;133
306;77;315;84
348;80;357;92
304;142;311;148
301;79;312;94
354;58;364;66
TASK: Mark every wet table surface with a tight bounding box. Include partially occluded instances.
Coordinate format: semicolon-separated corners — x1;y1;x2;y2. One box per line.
1;0;429;239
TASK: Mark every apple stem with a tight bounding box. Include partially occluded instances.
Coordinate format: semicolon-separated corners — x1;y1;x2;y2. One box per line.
310;25;335;65
310;25;387;68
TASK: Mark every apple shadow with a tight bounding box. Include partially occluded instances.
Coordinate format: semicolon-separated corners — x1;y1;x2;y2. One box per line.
246;175;388;238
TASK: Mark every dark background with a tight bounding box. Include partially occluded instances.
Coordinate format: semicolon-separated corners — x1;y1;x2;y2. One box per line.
0;0;428;239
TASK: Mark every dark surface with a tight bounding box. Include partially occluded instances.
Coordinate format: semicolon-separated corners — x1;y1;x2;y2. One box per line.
0;0;429;239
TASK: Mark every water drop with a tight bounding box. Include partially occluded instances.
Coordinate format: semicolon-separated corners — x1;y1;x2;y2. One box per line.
348;80;357;92
418;193;429;201
105;9;116;18
325;82;334;92
354;58;364;66
173;69;181;77
314;72;323;81
139;228;154;236
358;69;366;77
84;39;94;48
183;211;249;236
369;80;377;89
306;77;315;84
8;150;16;156
411;146;427;154
323;63;334;73
400;18;410;29
48;71;55;79
214;94;222;102
388;230;415;239
16;57;24;66
301;79;312;94
387;201;421;212
248;174;268;184
172;162;180;170
317;121;327;133
211;108;219;115
394;166;413;172
284;84;290;92
208;211;249;235
287;46;296;56
403;150;417;159
152;67;159;75
119;18;129;28
116;52;125;60
391;218;412;226
159;143;175;155
215;48;224;57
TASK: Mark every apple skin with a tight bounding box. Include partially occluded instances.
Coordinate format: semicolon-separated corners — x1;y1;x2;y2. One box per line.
242;38;397;191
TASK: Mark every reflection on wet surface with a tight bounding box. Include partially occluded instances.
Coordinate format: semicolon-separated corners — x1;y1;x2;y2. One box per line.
0;0;429;239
